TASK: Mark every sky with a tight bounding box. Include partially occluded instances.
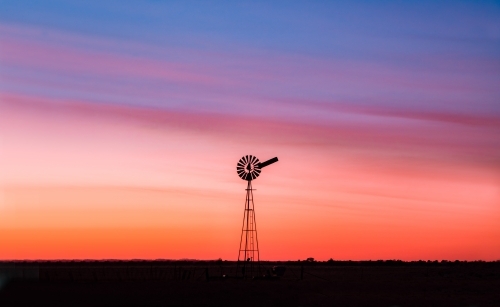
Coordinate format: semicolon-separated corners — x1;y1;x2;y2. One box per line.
0;0;499;261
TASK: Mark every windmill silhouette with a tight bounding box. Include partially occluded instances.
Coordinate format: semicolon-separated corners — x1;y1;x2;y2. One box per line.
236;155;278;277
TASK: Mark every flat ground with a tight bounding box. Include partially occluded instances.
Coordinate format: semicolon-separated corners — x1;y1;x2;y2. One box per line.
1;261;499;306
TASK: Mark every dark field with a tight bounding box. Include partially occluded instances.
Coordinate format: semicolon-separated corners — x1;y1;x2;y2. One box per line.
1;260;499;307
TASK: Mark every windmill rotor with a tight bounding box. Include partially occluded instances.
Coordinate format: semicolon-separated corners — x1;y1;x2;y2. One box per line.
236;155;261;181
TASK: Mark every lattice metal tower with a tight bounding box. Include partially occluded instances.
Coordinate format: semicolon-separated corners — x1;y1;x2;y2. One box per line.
236;155;278;278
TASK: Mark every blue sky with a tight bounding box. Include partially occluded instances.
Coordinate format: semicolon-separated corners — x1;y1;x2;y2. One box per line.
1;1;498;116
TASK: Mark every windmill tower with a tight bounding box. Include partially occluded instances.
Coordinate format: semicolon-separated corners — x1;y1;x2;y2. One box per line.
236;155;278;277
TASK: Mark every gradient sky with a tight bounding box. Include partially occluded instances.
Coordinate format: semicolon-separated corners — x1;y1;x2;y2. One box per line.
1;1;499;261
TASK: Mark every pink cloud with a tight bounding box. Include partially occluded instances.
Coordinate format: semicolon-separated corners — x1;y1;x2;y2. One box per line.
272;97;500;127
2;91;498;171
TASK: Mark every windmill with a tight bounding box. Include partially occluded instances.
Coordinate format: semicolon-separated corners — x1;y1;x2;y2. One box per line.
236;155;278;277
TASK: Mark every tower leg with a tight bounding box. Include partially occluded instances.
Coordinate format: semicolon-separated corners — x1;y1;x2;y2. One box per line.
237;180;260;278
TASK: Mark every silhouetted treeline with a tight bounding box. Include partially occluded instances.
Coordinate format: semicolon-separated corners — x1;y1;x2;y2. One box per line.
2;259;499;267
